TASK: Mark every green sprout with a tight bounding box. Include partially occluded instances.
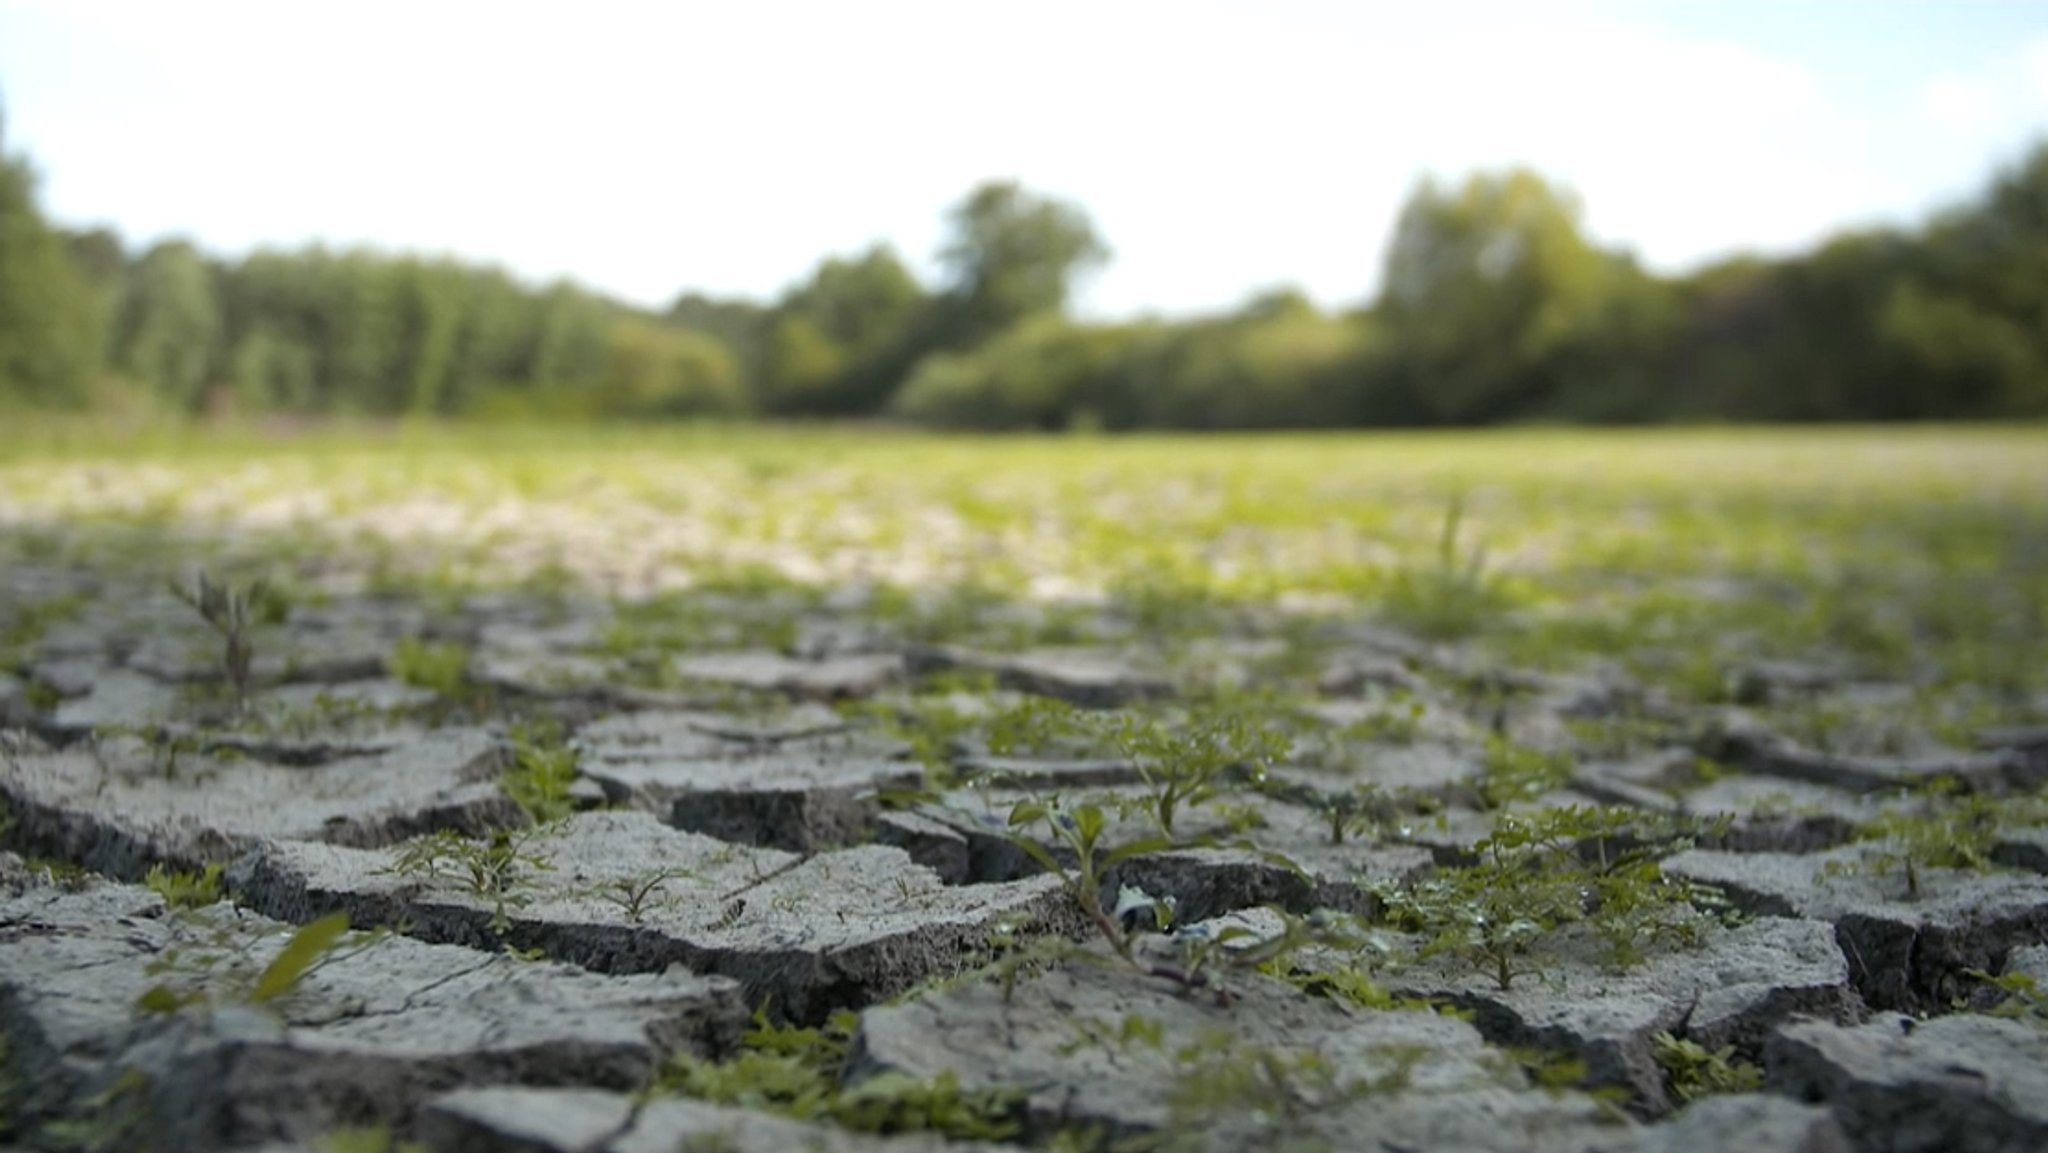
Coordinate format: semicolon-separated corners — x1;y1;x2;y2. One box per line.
134;911;373;1017
1381;496;1513;641
1369;806;1721;989
501;719;580;823
169;570;269;713
144;863;225;909
389;636;471;697
384;827;555;933
1651;1031;1764;1101
661;1004;1021;1141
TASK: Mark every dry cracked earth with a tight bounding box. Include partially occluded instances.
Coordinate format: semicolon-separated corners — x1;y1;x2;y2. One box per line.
3;562;2047;1153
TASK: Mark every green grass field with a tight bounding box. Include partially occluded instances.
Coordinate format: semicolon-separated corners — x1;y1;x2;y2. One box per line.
4;422;2045;733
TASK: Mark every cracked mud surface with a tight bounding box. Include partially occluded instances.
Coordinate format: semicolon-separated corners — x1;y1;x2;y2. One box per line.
3;430;2047;1153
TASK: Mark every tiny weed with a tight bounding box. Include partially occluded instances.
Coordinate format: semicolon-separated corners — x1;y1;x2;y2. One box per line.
1381;497;1514;641
1651;1031;1765;1101
383;827;555;933
1006;794;1176;977
389;636;470;697
144;863;224;909
594;867;698;923
1115;710;1288;841
1476;735;1576;808
662;1004;1021;1140
135;911;375;1017
1821;777;2048;899
1369;806;1721;989
501;719;580;823
1962;968;2048;1025
168;569;268;714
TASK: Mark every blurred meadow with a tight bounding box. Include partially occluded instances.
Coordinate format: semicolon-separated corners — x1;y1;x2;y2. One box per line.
4;421;2043;744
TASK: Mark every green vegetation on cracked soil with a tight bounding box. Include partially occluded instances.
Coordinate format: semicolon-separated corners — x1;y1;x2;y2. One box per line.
4;425;2043;713
4;424;2048;1145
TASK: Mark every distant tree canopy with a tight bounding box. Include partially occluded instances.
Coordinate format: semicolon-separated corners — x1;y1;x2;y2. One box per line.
4;139;2047;426
0;120;99;406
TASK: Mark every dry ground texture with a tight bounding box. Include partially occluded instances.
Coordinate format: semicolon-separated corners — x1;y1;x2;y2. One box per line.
2;423;2047;1153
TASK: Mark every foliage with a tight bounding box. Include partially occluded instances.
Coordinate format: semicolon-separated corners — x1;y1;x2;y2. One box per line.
9;124;2048;425
383;827;555;933
1475;735;1576;809
1963;968;2048;1026
168;570;268;713
144;863;225;909
936;180;1109;347
1381;497;1515;641
1650;1031;1764;1101
388;636;469;697
1006;794;1174;969
1822;778;2048;899
135;911;374;1016
0;135;102;408
661;1005;1022;1140
1369;806;1720;989
500;720;581;824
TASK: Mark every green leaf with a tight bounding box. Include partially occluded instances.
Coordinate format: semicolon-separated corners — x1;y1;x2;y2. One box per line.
1010;836;1068;879
1073;804;1106;844
250;912;351;1003
1007;801;1047;828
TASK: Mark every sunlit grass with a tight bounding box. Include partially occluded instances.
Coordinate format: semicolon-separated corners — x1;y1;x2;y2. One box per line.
2;421;2043;716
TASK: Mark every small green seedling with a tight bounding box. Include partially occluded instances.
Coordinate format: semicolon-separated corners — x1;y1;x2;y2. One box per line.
502;719;580;823
1114;711;1288;840
135;911;368;1016
389;636;470;697
1651;1031;1764;1100
595;867;697;923
1007;795;1174;973
1821;777;2048;899
385;827;555;933
1962;968;2048;1025
145;863;225;909
1380;496;1513;641
1370;806;1721;989
662;1004;1022;1140
169;570;269;713
1476;735;1575;808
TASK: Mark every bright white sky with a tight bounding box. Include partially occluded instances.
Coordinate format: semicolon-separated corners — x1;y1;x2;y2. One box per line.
3;1;2046;318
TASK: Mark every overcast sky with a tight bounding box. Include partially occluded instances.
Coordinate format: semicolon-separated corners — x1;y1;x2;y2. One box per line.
2;1;2045;318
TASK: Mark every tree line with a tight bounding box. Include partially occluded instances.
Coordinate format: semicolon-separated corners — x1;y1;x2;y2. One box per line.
4;114;2046;427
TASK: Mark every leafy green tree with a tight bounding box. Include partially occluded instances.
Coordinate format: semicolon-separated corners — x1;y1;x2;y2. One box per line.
116;240;221;408
935;181;1108;347
0;130;102;407
1137;297;1371;428
1877;280;2041;417
1379;169;1617;423
228;326;317;411
446;266;538;410
526;281;611;389
891;314;1143;429
326;252;406;411
761;243;926;414
597;317;745;416
668;291;770;397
